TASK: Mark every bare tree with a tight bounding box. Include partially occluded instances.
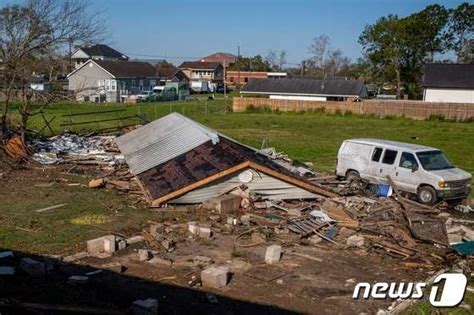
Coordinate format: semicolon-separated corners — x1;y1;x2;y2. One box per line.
0;0;104;138
308;34;330;71
265;49;287;72
324;49;351;76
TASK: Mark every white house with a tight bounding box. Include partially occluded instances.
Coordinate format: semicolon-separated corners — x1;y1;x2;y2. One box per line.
423;64;474;104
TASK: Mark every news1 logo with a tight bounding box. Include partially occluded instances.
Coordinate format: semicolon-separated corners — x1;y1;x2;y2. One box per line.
353;273;467;307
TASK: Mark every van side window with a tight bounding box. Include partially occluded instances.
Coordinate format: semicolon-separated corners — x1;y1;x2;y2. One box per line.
371;147;383;162
399;152;418;169
382;149;398;165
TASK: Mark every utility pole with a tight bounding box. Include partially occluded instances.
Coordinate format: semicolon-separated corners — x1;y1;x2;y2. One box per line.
237;45;241;89
223;60;227;109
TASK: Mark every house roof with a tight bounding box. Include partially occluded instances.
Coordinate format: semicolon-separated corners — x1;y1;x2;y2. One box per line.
95;60;157;78
198;52;237;64
241;78;367;97
179;61;222;70
423;63;474;89
157;66;183;80
80;44;128;60
115;113;220;175
116;112;336;205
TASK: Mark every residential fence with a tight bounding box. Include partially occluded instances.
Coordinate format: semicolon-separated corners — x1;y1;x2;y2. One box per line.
232;97;474;121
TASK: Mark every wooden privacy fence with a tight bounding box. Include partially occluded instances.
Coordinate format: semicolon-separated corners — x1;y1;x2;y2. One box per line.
233;97;474;121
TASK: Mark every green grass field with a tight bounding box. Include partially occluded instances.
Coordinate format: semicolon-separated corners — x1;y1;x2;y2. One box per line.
12;97;474;175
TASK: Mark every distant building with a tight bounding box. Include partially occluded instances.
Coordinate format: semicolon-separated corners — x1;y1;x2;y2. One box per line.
226;71;287;85
240;78;367;101
156;66;189;85
423;63;474;104
198;52;237;68
179;61;224;83
71;44;129;69
67;59;158;103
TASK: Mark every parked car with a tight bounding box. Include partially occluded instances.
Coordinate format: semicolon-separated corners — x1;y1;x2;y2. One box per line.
142;86;177;102
336;139;471;205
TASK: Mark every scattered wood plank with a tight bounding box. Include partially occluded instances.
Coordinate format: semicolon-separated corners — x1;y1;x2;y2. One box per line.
34;203;67;213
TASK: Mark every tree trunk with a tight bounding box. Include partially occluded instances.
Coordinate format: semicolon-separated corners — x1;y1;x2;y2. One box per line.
395;68;401;99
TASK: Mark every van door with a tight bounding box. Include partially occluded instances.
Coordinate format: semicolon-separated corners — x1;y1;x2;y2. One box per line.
379;149;398;183
366;147;384;182
393;152;419;193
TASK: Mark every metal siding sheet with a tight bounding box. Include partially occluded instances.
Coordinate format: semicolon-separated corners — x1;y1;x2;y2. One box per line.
115;112;219;174
170;169;319;204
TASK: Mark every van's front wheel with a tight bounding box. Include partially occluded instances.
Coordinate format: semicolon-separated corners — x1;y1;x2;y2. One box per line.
346;170;360;182
417;186;438;205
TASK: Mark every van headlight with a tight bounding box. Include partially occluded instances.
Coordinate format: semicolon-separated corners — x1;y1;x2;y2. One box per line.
438;181;448;188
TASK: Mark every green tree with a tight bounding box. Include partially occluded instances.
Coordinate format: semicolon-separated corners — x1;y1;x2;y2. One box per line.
229;55;270;72
448;2;474;62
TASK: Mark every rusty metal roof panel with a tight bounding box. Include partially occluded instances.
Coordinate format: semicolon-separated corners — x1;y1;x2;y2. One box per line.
115;112;219;175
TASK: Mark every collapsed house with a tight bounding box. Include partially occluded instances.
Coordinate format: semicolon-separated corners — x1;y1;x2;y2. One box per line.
115;113;336;206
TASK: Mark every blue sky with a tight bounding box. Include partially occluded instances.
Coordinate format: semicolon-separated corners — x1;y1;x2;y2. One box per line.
6;0;467;66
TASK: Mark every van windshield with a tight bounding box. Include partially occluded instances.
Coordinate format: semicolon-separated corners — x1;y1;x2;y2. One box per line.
416;150;454;171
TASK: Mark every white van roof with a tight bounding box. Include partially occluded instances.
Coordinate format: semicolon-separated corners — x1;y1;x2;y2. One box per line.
345;138;438;152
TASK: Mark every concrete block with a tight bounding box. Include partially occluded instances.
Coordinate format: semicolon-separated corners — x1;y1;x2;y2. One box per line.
203;194;241;214
199;227;212;239
188;222;200;235
193;255;213;268
126;235;145;245
201;266;229;288
118;240;127;251
265;245;282;264
103;235;117;253
20;258;46;277
131;298;158;315
347;235;365;248
449;234;463;243
138;249;151;262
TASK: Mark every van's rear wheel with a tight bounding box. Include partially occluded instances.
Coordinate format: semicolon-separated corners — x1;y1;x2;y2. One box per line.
346;170;360;182
417;186;438;205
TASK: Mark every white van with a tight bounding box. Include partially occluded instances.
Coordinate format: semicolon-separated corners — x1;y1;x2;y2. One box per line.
336;139;471;204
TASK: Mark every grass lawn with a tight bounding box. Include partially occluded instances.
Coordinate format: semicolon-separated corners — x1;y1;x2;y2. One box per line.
13;97;474;175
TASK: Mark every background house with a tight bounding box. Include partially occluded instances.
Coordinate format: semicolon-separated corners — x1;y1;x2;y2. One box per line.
68;59;158;103
226;71;287;86
156;65;189;85
240;78;367;101
71;44;129;69
198;52;237;68
423;64;474;104
179;61;224;83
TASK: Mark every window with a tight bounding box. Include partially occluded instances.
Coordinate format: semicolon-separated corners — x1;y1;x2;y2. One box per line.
399;152;418;169
416;150;454;171
111;80;116;91
131;80;136;88
105;79;111;91
371;147;383;162
382;149;398;165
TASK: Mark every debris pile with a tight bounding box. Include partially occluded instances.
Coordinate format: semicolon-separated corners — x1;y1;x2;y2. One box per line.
32;134;124;165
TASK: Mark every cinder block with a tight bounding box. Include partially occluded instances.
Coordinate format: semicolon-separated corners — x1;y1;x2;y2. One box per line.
138;249;151;261
131;298;158;315
201;266;229;288
103;235;117;253
199;227;212;239
126;235;144;245
265;245;282;264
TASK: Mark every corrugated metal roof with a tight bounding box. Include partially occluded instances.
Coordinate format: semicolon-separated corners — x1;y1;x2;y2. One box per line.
115;112;219;174
170;169;319;203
